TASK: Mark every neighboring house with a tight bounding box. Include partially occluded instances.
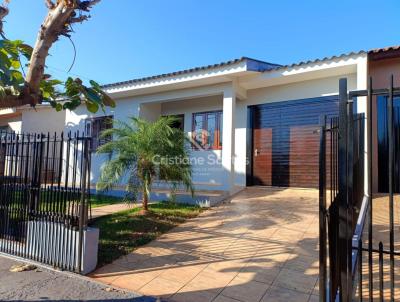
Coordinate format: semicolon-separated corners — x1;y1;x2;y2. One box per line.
368;46;400;193
0;106;65;134
1;46;398;203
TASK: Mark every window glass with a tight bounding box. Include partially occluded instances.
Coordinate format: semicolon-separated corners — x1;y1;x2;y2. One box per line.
194;114;204;146
207;113;216;148
219;112;223;148
377;95;400;192
85;116;113;151
192;111;222;150
170;115;184;130
0;126;11;140
0;126;10;132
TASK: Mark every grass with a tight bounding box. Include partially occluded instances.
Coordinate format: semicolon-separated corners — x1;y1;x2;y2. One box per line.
89;194;125;208
3;191;124;211
90;202;204;267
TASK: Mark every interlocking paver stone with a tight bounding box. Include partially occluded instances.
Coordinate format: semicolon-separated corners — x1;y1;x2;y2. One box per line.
91;187;320;301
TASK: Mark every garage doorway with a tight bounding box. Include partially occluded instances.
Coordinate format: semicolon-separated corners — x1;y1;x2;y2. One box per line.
249;96;338;188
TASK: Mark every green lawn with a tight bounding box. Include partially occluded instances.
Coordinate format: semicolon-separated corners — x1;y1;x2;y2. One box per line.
89;194;125;208
90;202;204;267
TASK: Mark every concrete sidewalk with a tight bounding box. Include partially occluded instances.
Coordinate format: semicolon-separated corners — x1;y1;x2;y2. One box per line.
91;203;134;219
0;255;159;301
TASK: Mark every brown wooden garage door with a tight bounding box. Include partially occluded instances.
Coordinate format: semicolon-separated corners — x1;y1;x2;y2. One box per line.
251;96;338;188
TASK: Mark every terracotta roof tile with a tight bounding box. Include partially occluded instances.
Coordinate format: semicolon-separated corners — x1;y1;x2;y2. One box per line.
102;46;400;90
102;57;280;89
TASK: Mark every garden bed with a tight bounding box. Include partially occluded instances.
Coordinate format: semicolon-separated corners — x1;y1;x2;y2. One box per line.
90;202;204;267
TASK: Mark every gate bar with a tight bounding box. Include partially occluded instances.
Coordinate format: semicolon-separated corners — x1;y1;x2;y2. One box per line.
319;115;327;302
379;242;384;302
358;239;363;301
349;87;400;98
361;247;400;256
347;97;354;301
388;74;395;301
338;78;350;301
367;76;374;300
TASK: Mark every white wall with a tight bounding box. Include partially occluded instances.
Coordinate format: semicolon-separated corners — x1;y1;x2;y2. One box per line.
64;94;227;190
63;73;359;192
65;99;141;186
140;102;161;121
234;74;358;187
161;95;225;190
0;115;22;133
21;107;66;134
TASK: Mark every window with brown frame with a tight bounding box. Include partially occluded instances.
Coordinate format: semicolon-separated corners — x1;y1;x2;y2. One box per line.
85;115;113;152
192;111;223;150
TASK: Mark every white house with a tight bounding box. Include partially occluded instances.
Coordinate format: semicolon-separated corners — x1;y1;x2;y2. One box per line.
2;48;387;204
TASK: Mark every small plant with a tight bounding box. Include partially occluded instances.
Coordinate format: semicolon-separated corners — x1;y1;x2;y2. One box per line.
96;116;194;214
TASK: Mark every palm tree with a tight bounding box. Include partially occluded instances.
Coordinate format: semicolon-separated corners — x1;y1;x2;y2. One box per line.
96;116;194;213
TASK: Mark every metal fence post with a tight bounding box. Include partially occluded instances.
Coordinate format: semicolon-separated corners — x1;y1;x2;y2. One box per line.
347;95;354;301
319;115;327;302
338;78;350;302
77;136;88;273
0;132;91;273
388;74;395;301
367;76;374;300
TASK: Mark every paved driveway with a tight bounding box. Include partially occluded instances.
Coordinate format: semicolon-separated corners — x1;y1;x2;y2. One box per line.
91;187;320;302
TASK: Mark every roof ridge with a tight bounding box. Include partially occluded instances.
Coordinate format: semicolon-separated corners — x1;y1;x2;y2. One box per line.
369;45;400;54
265;50;367;72
101;57;279;89
240;56;282;67
102;48;378;90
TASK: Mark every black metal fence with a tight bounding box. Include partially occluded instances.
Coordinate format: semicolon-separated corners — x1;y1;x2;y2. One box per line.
320;110;365;301
319;77;400;301
0;131;91;273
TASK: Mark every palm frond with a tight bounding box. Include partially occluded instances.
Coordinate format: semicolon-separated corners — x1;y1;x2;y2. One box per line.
97;116;195;204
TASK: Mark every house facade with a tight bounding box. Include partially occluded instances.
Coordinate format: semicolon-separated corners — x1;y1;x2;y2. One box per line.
1;47;398;203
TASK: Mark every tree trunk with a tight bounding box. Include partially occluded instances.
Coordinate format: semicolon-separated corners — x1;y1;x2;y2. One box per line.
25;3;74;106
0;1;101;109
142;185;149;212
0;95;28;108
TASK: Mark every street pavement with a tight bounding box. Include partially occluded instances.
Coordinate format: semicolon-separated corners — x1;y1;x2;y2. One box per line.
0;255;159;302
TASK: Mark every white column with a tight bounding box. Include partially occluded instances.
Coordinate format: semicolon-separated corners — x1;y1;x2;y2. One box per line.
356;55;369;196
139;102;161;122
222;86;236;193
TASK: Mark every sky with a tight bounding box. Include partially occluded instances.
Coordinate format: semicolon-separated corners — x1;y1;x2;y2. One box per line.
4;0;400;85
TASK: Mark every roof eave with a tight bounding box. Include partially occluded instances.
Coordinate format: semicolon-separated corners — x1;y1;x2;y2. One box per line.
104;60;256;97
102;57;281;93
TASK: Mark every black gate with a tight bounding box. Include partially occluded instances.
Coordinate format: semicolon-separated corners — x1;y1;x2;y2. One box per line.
319;77;400;301
0;131;91;273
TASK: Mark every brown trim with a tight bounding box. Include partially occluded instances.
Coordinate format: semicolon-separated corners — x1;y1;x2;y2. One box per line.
87;115;114;122
0;112;22;119
369;48;400;61
192;110;223;150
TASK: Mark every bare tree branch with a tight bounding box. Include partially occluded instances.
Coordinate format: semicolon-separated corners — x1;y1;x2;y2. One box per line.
70;15;90;23
0;4;9;38
77;0;101;12
25;2;75;106
0;0;102;109
44;0;55;9
0;94;30;108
